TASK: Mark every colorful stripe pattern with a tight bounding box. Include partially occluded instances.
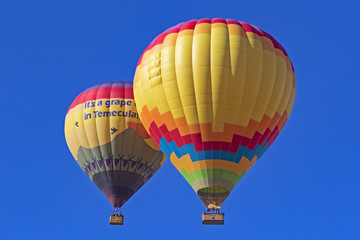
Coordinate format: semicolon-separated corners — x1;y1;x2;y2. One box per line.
134;19;296;208
65;81;165;208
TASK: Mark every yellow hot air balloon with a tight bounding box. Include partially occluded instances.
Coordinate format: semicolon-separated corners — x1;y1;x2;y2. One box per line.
134;18;295;224
64;81;165;225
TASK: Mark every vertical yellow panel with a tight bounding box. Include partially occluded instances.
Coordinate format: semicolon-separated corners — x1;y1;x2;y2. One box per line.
142;49;160;112
210;23;231;132
175;32;199;125
277;69;292;115
250;35;277;122
285;84;296;114
95;98;110;146
226;30;247;125
162;44;185;119
64;111;81;160
192;23;213;126
75;103;92;150
236;33;263;127
265;52;287;118
134;67;148;122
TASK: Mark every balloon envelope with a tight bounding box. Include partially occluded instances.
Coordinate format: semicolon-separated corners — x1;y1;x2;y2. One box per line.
134;19;295;208
65;81;165;208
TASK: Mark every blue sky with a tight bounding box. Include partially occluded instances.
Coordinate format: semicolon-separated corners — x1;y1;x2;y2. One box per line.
1;0;359;239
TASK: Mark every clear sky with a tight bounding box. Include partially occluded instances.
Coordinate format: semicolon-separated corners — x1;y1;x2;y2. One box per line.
1;0;359;239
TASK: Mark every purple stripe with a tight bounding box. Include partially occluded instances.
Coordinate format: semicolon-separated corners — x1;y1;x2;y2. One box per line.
91;162;96;170
98;160;103;168
83;80;133;93
114;159;119;166
105;159;111;166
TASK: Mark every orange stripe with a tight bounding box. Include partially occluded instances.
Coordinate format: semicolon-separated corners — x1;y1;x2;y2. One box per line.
194;23;211;34
162;32;178;48
212;22;227;28
228;24;246;36
170;153;258;176
178;29;194;37
141;106;288;142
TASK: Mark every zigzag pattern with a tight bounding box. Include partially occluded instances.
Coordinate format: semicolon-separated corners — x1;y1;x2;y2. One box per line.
139;106;289;162
139;104;290;193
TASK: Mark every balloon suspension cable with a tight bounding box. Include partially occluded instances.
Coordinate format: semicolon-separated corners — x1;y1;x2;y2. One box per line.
112;208;122;216
205;208;223;214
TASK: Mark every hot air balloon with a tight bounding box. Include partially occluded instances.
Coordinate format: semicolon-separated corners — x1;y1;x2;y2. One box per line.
134;18;296;225
64;81;166;225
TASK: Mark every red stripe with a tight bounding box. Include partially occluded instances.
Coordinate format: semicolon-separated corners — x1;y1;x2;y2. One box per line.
220;141;231;152
226;19;241;26
191;133;202;146
137;19;292;68
183;134;192;145
97;85;112;99
240;22;261;35
137;27;182;67
159;124;173;142
258;128;271;146
171;130;181;146
147;119;286;153
267;126;279;145
180;20;197;31
212;18;227;24
154;32;168;46
269;130;280;147
248;131;263;150
198;18;211;24
67;87;134;113
149;122;161;147
138;20;196;68
168;27;181;35
230;135;242;152
137;51;146;67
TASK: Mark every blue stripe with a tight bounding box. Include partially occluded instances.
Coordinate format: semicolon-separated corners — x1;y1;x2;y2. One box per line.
159;136;269;163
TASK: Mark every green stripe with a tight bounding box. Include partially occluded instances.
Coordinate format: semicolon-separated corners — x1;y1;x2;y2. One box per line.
198;187;228;194
181;168;246;186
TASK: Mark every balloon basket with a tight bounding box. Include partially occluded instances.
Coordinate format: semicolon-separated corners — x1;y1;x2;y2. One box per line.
110;213;124;225
202;211;224;225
